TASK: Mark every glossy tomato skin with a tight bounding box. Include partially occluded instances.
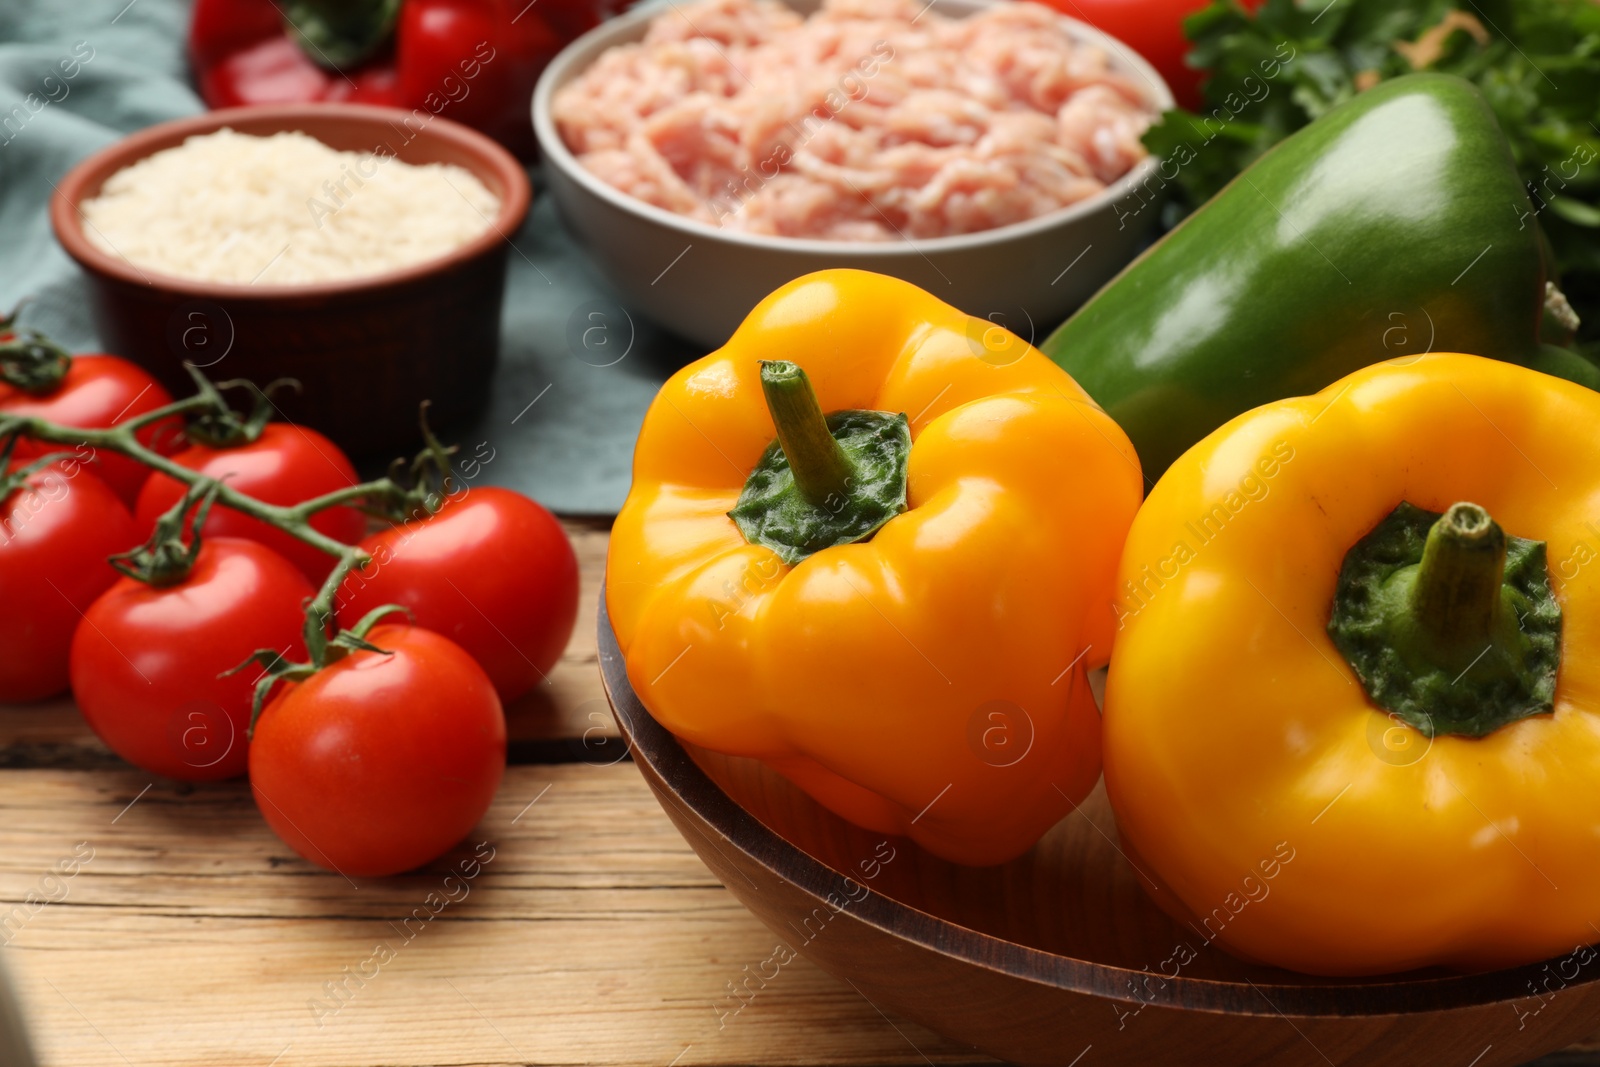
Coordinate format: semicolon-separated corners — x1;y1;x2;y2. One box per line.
0;459;136;702
1049;0;1265;110
249;625;506;877
135;423;365;583
69;538;312;781
394;0;565;157
337;487;579;703
1;354;181;506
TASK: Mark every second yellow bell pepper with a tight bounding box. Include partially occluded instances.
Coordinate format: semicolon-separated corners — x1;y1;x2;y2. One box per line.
1105;352;1600;976
607;269;1143;866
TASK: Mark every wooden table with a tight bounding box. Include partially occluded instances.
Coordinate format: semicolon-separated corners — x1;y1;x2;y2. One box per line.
0;520;1595;1067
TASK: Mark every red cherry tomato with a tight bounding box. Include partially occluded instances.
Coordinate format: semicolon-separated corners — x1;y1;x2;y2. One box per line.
69;537;312;781
135;423;366;583
1046;0;1265;110
337;487;578;703
394;0;565;156
0;458;136;702
250;624;506;877
1;354;181;506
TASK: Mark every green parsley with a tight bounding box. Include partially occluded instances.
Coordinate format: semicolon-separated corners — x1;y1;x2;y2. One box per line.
1144;0;1600;351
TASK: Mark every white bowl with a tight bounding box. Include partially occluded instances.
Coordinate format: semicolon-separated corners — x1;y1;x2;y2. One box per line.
533;0;1175;351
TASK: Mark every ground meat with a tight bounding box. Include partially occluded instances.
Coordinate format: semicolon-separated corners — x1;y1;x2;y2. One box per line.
552;0;1156;240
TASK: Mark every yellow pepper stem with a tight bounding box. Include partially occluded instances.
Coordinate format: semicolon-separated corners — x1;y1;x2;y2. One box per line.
1327;500;1561;738
759;361;855;508
730;361;911;566
1411;502;1508;654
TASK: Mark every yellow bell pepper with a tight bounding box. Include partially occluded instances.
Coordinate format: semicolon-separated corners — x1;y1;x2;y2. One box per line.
607;269;1143;866
1104;352;1600;976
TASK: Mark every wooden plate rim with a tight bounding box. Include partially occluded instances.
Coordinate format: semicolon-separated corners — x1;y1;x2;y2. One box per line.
597;584;1600;1018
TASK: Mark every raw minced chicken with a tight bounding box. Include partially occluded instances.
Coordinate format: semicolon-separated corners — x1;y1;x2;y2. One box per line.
553;0;1156;241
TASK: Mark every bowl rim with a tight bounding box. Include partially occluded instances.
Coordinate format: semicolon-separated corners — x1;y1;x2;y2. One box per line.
49;103;533;300
597;588;1600;1019
532;0;1175;257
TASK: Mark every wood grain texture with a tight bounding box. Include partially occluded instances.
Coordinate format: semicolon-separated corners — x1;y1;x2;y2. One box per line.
0;518;616;770
599;598;1600;1067
0;764;982;1067
3;523;1599;1067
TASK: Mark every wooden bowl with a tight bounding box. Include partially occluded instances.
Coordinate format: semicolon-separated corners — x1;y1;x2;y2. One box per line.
598;593;1600;1066
50;104;531;457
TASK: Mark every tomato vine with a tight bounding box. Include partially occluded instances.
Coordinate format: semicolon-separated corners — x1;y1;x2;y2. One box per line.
0;367;449;716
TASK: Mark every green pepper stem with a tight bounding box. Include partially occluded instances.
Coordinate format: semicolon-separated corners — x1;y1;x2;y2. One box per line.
759;361;855;508
1327;500;1560;739
1410;502;1507;653
283;0;403;70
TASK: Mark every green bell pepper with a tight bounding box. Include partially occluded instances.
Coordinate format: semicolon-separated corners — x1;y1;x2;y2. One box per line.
1041;73;1596;480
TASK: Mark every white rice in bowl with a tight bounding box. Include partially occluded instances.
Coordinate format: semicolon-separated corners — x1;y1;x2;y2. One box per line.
79;128;501;285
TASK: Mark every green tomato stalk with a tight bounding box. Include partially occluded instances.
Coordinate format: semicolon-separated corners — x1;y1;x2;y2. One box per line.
0;365;459;724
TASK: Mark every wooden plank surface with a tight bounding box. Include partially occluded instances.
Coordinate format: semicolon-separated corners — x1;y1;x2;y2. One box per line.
0;765;981;1067
1;519;1596;1066
0;518;978;1067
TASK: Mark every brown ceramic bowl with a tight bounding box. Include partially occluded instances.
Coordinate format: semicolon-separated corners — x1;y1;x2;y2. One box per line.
50;104;531;456
598;594;1600;1067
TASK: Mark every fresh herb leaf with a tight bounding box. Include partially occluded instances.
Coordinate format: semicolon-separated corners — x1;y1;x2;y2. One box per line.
1146;0;1600;351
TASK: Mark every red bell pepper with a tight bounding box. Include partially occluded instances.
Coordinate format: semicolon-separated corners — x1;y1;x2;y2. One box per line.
188;0;624;157
1031;0;1265;110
